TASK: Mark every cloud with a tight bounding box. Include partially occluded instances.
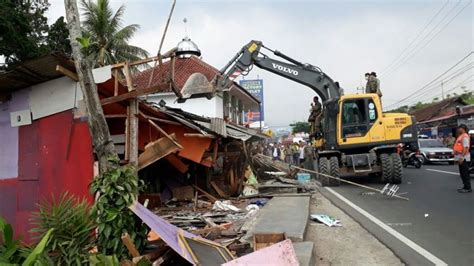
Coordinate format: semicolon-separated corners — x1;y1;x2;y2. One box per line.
47;0;473;126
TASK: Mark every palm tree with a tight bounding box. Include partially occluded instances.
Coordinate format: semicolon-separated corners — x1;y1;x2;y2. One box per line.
80;0;149;67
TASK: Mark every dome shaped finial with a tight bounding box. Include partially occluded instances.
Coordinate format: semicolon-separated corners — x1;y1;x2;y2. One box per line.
176;18;201;58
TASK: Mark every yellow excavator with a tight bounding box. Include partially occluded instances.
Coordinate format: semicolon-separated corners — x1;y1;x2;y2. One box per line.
179;40;418;186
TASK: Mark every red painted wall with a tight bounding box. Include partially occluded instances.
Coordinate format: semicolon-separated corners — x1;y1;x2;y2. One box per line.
0;110;94;242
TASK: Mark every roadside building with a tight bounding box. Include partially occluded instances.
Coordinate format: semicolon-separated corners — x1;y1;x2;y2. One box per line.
412;97;474;137
0;53;265;241
0;55;94;240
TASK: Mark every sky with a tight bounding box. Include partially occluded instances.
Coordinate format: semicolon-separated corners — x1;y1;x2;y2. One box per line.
46;0;473;127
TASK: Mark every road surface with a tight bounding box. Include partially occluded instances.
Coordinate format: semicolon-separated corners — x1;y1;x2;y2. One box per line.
319;164;473;266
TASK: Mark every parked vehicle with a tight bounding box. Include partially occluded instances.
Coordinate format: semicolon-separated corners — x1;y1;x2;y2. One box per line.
399;143;422;168
418;139;454;164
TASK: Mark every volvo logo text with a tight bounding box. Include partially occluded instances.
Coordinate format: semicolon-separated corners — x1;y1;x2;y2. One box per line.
272;63;299;76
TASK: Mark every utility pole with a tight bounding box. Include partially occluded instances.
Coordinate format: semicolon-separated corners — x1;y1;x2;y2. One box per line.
64;0;118;174
441;81;444;100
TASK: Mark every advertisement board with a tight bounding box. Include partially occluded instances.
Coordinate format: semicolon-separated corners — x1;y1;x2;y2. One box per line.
239;79;264;124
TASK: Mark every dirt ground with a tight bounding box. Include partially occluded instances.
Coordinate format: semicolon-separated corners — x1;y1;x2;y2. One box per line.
306;192;404;266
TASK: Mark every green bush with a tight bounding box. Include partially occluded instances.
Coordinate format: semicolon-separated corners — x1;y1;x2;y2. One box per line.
90;160;148;260
30;193;96;265
0;216;53;265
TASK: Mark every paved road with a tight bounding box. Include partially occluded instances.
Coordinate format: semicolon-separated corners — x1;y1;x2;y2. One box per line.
319;164;473;266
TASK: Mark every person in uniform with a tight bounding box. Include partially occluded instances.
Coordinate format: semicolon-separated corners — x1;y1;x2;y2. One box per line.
454;124;471;193
308;96;322;137
365;72;382;98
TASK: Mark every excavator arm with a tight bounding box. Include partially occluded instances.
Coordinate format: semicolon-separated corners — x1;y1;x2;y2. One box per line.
218;40;341;102
179;40;341;149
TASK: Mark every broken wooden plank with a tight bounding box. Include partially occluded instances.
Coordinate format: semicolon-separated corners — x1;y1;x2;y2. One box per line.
253;233;287;251
183;133;215;139
141;113;181;126
123;61;134;91
147;119;183;149
121;232;141;258
138;135;181;170
165;154;189;173
129;99;139;165
210;181;228;198
192;185;218;203
171;185;194;201
105;114;127;119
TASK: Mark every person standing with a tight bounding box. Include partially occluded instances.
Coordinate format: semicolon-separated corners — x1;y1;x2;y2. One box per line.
272;142;281;161
364;73;371;93
299;141;305;165
308;96;323;137
292;143;300;164
453;124;471;193
371;72;382;98
365;72;382;98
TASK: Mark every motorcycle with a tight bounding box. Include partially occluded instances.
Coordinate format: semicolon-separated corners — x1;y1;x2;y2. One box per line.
398;144;422;168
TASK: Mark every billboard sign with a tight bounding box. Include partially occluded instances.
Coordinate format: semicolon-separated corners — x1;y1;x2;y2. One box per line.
239;79;264;124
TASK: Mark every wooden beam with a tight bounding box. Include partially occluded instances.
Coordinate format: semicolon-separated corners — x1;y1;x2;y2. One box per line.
105;114;127;119
192;185;218;203
129;99;139;165
124;61;134;92
124;105;130;161
121;232;140;258
139;112;181;125
56;65;78;81
138;135;180;170
210;181;228;198
147;119;183;149
183;133;215;139
165;153;189;173
100;83;169;106
113;69;119;96
111;48;176;69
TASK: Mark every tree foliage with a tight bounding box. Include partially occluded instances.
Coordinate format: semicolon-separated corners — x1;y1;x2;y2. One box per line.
80;0;149;67
290;121;310;134
0;217;53;265
30;193;96;265
0;0;72;68
89;157;148;260
47;16;72;56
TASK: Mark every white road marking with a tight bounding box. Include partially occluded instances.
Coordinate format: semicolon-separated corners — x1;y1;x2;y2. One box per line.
325;187;448;266
426;168;459;176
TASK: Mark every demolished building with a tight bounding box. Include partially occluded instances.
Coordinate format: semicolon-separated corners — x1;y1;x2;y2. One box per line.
0;50;266;241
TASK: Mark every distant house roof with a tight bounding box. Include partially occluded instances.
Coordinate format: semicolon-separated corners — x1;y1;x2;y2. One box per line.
132;56;260;104
0;53;74;95
411;96;467;122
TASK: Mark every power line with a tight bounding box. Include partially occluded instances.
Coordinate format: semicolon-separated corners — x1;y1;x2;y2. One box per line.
381;0;451;76
386;0;471;75
424;76;474;101
385;51;473;109
399;64;473;106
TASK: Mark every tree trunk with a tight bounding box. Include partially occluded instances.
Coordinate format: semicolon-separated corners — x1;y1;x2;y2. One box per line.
64;0;117;173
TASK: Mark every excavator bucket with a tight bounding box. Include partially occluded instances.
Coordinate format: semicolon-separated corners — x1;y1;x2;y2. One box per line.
178;73;217;102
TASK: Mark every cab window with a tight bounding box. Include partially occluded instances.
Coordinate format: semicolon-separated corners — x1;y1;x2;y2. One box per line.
341;98;378;138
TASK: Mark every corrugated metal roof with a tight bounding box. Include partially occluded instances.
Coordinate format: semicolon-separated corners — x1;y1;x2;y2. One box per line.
0;54;75;95
210;117;227;137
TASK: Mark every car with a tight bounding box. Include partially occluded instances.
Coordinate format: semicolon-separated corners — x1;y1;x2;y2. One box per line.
418;139;454;164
